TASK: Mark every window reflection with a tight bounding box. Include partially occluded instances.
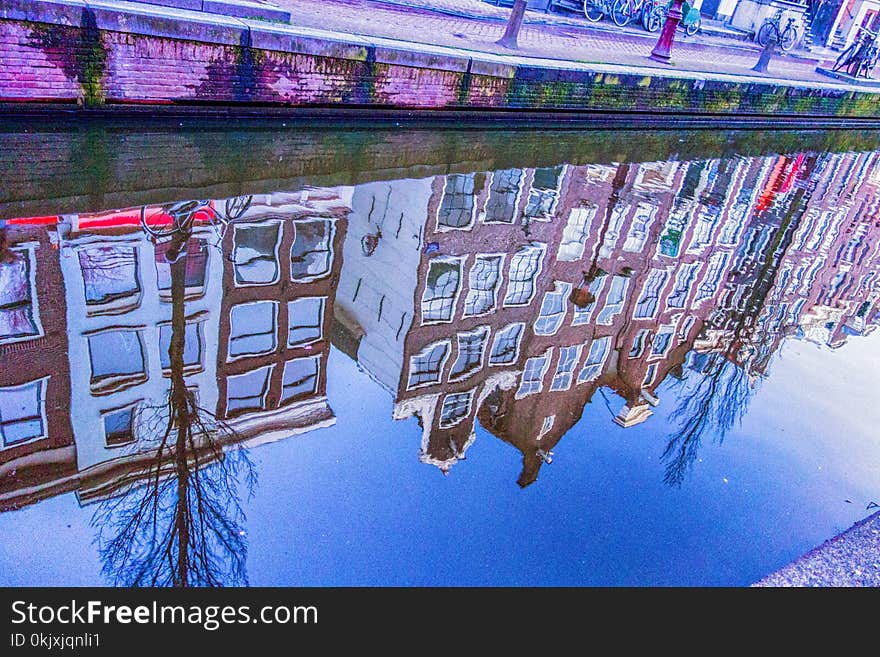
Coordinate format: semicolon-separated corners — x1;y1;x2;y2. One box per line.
281;356;320;405
288;297;325;347
87;329;147;394
228;301;278;360
483;169;522;224
449;327;489;381
438;174;476;229
233;223;281;286
225;365;273;416
291;219;333;281
78;246;141;314
0;249;40;342
421;258;462;323
0;378;48;448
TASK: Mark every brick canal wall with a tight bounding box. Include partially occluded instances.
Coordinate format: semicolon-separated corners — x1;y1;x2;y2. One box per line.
3;0;880;120
4;121;880;219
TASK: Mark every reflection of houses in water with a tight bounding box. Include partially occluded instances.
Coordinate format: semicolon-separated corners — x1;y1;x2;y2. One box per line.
337;158;765;486
215;189;349;449
4;149;880;503
0;218;77;509
700;150;880;374
333;178;434;392
339;151;880;486
55;208;224;500
0;189;350;509
792;152;880;347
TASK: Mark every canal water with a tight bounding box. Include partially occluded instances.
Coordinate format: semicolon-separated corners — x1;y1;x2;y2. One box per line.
1;122;879;586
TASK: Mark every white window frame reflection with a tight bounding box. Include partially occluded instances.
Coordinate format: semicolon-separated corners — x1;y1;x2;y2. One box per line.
0;244;44;345
578;336;611;384
678;315;697;340
449;326;490;382
622;202;657;253
228;300;279;362
86;328;148;396
0;377;49;450
482;169;523;225
551;344;583;392
538;415;556;440
599;204;628;259
650;326;675;359
438;389;475;429
629;329;650;359
291;217;335;283
557;205;596;262
686;205;721;255
281;355;321;406
101;402;140;449
488;322;524;367
571;275;607;326
421;257;464;324
437;174;477;231
534;281;572;336
694;252;730;305
633;268;670;320
77;243;142;316
596;275;630;325
523;166;565;222
407;340;452;389
516;348;552;399
666;262;701;309
503;244;546;307
463;254;504;317
232;221;282;287
288;296;326;347
225;364;274;417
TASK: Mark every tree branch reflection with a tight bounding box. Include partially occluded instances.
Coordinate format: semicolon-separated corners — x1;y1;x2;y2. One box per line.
91;222;255;587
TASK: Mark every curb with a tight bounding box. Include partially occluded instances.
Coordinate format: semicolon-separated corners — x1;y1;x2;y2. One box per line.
367;0;828;64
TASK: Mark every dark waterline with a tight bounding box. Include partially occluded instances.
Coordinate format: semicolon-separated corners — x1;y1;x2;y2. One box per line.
1;123;879;586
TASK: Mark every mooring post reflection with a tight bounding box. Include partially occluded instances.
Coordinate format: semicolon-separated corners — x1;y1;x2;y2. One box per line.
91;224;254;587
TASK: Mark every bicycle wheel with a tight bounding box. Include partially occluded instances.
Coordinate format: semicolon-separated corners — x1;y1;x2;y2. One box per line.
756;21;774;47
611;0;630;26
141;203;191;238
685;17;700;36
832;42;856;71
644;7;663;32
224;195;253;221
780;26;798;52
584;0;605;21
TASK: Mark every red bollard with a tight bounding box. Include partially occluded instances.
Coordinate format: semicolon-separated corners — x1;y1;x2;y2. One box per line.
650;0;685;63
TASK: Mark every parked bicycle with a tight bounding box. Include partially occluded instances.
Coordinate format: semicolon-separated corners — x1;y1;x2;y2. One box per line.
583;0;613;22
832;25;879;78
642;0;701;35
140;196;254;258
610;0;649;27
756;11;799;52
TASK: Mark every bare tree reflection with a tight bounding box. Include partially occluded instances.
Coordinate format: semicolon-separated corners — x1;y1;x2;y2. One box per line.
661;351;751;487
92;226;255;587
661;187;809;486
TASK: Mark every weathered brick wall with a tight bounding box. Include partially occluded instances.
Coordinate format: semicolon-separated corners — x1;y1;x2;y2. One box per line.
0;20;82;102
4;121;880;221
3;2;880;120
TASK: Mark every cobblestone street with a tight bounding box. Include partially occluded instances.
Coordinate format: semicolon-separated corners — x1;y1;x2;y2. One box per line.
273;0;843;84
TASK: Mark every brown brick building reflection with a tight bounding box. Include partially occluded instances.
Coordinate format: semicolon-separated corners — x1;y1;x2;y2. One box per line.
0;218;77;510
376;152;880;487
0;188;350;509
215;189;349;446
